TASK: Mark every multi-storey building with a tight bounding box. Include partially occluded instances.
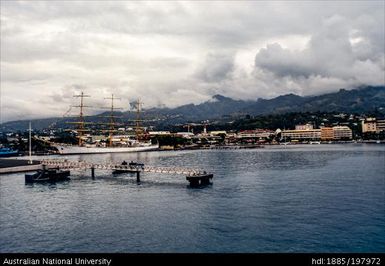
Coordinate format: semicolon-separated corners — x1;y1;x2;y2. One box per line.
376;119;385;133
321;127;334;141
333;126;352;140
281;129;321;140
295;124;314;130
362;118;377;133
238;129;275;139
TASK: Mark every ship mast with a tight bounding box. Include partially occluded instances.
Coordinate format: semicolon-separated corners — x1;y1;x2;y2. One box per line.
103;94;122;147
67;92;91;146
134;99;144;141
28;121;32;164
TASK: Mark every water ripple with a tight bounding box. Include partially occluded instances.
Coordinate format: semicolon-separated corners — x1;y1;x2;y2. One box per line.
0;144;384;252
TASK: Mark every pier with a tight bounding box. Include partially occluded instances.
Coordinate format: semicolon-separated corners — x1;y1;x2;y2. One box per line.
0;159;41;174
40;159;213;186
0;158;213;186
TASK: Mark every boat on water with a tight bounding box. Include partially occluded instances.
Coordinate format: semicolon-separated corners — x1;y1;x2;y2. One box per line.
112;160;145;174
55;142;158;155
0;147;19;157
25;168;70;183
53;92;159;155
186;172;213;186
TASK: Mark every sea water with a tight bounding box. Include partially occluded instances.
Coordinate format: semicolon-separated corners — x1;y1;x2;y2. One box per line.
0;144;384;252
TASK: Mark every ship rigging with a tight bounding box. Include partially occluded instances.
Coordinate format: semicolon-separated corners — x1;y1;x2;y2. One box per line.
52;91;158;154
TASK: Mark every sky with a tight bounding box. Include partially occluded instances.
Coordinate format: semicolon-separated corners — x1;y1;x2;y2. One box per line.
1;0;384;122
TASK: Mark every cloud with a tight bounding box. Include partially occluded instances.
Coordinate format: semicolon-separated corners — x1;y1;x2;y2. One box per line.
0;1;384;122
196;53;235;82
253;13;384;95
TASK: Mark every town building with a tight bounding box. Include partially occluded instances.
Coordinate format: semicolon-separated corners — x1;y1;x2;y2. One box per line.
295;124;314;130
281;129;321;140
362;118;377;133
321;127;334;141
376;119;385;133
333;126;352;140
238;129;275;139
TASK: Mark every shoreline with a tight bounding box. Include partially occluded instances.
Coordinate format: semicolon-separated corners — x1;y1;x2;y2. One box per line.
1;141;383;159
0;159;42;174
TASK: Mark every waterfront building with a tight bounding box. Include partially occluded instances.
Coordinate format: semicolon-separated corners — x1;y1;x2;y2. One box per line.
238;129;275;139
321;127;334;141
362;118;377;133
281;129;321;140
295;124;314;130
224;132;238;144
332;126;352;140
376;119;385;133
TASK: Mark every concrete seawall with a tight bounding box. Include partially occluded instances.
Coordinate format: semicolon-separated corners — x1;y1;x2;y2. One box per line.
0;159;42;174
0;164;42;174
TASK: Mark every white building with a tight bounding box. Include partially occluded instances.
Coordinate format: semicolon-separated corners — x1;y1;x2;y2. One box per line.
295;124;314;130
238;129;275;139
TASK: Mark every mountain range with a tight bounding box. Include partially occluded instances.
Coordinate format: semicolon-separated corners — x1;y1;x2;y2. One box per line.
1;85;384;132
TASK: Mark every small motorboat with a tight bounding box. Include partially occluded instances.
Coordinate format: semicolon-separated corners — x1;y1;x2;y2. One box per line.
25;168;70;183
186;172;214;186
112;161;144;174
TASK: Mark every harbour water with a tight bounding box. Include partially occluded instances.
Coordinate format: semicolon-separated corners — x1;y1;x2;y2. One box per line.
0;144;384;252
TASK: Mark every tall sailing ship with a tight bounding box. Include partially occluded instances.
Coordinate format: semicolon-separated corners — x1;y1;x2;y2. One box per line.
54;92;158;155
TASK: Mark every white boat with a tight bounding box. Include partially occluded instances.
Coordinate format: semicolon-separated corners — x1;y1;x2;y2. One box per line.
56;92;159;154
55;142;159;155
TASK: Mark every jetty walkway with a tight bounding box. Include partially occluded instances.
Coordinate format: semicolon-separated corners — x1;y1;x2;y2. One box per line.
0;158;213;186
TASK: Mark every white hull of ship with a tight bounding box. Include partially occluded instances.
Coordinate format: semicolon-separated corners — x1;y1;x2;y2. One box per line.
55;144;159;155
